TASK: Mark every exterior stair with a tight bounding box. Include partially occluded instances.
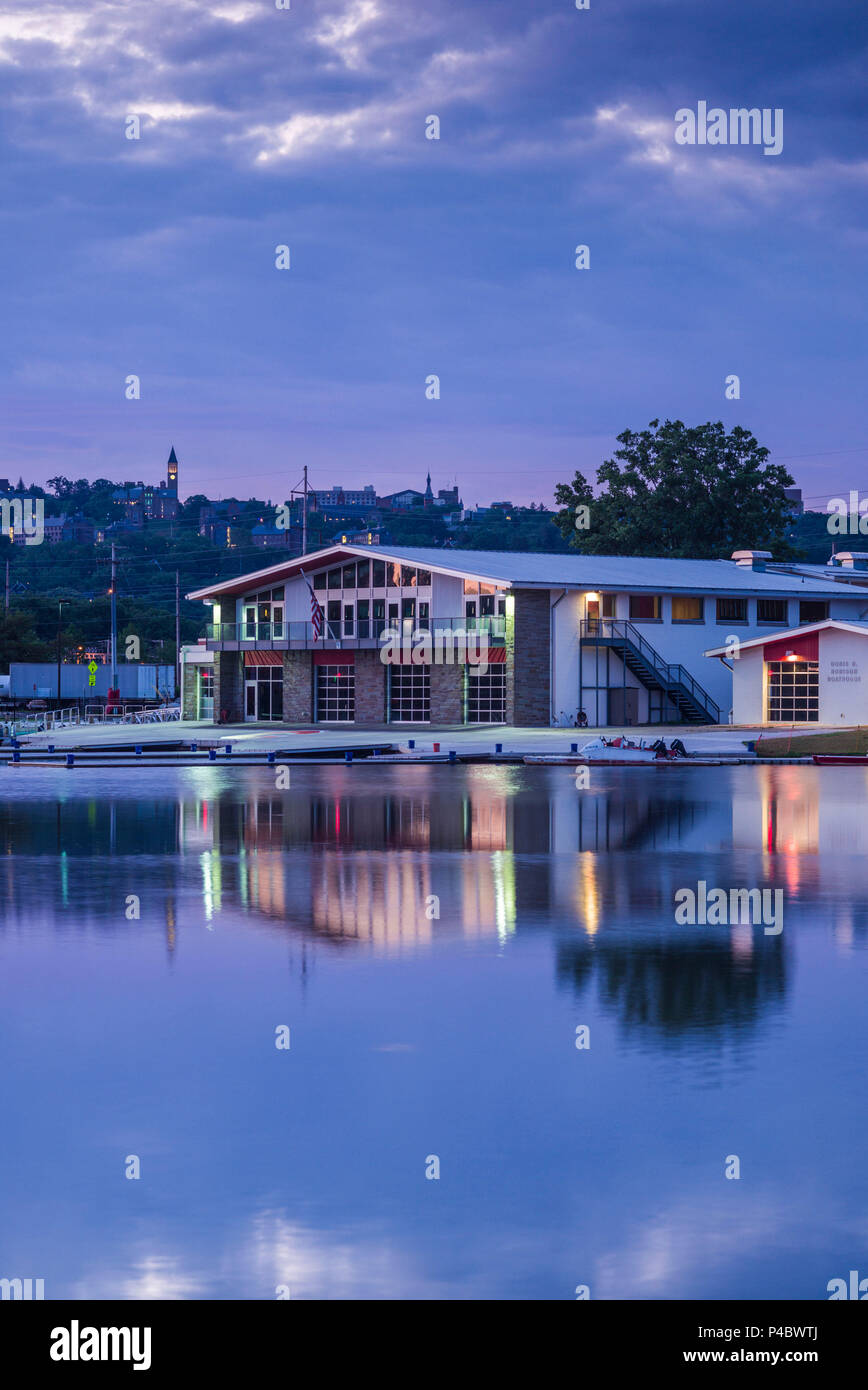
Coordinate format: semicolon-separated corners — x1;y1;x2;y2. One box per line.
580;619;721;724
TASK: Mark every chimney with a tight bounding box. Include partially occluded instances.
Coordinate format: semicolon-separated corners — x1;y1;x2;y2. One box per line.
731;550;773;571
833;552;868;571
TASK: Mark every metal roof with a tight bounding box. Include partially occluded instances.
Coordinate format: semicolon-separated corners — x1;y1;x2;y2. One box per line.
187;543;868;602
705;618;868;657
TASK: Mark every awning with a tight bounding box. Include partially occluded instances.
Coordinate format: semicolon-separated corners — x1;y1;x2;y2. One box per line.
244;650;283;667
313;650;355;666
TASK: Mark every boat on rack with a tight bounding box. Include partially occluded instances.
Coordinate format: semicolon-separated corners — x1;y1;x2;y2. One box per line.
524;736;720;767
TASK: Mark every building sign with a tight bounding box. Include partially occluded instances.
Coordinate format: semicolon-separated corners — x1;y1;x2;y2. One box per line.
826;659;862;685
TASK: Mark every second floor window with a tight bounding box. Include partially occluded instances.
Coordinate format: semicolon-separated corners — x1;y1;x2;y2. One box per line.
799;600;829;625
757;599;787;625
716;597;747;623
628;594;661;622
671;596;704;623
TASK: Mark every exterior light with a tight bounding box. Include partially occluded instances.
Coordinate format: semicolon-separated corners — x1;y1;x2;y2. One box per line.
785;650;798;661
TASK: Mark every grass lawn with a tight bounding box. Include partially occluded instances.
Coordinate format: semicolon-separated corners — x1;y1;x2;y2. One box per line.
754;728;868;757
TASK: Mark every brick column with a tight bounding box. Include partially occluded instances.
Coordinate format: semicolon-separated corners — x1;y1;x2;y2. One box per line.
509;589;551;727
430;661;463;723
354;650;386;724
283;651;313;722
213;651;244;723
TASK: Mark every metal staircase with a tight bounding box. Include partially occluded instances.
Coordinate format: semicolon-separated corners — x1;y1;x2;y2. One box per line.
580;619;721;724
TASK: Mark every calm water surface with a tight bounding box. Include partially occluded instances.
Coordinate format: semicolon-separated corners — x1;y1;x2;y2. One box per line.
0;763;866;1300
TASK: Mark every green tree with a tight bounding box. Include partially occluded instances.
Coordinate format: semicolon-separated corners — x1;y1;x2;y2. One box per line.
554;420;795;558
0;610;54;663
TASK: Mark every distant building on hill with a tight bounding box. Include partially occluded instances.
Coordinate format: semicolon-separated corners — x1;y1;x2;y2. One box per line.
311;485;377;508
112;447;182;527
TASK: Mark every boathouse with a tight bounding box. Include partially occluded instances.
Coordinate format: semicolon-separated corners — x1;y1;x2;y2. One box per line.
185;545;868;727
705;619;868;725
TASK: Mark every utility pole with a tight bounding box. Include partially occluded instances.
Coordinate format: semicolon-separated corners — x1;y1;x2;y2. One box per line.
110;542;118;687
56;599;65;709
175;569;180;701
302;464;308;556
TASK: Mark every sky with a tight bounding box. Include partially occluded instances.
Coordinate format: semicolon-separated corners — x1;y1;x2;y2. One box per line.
0;0;865;510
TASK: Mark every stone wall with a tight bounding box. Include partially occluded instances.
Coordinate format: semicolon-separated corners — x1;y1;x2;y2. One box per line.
507;589;551;727
181;662;198;720
213;651;244;723
283;651;313;722
429;660;464;723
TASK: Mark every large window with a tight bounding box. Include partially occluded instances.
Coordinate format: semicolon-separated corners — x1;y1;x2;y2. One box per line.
767;660;818;722
389;666;430;722
800;601;829;625
317;664;355;721
717;597;748;623
466;667;506;723
671;595;704;623
757;599;787;625
629;594;661;622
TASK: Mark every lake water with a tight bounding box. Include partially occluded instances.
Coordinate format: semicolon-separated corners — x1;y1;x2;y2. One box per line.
0;763;866;1300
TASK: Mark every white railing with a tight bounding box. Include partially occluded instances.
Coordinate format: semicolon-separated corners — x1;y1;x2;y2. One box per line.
44;707;81;730
1;703;181;737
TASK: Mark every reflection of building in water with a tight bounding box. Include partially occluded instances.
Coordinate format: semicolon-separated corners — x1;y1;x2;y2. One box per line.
4;767;868;960
175;784;517;949
732;765;868;857
311;853;434;945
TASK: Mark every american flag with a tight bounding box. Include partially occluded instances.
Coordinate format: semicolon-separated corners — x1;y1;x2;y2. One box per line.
301;570;323;640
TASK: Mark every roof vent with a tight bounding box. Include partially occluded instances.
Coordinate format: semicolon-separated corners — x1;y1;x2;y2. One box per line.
731;550;773;571
833;552;868;571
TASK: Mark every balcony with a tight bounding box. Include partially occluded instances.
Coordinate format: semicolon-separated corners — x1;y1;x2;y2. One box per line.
204;616;506;652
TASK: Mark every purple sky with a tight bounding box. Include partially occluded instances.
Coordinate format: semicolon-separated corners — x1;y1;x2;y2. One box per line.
0;0;865;509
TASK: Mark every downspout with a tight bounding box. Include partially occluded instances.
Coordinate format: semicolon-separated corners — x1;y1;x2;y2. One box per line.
716;655;734;725
550;589;567;724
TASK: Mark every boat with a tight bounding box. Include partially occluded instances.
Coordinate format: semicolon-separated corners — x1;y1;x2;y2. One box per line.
812;754;868;765
526;736;677;766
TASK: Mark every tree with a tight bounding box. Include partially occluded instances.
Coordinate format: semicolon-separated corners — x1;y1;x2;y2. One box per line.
553;420;795;558
0;610;54;662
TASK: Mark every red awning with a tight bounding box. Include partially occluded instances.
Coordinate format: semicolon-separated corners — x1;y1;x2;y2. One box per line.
244;650;283;667
764;632;819;663
313;650;355;665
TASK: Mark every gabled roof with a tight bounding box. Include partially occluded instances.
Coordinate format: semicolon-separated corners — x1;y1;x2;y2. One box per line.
704;618;868;658
186;543;868;602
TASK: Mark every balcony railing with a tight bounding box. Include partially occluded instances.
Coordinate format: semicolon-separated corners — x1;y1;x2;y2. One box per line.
204;616;506;649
